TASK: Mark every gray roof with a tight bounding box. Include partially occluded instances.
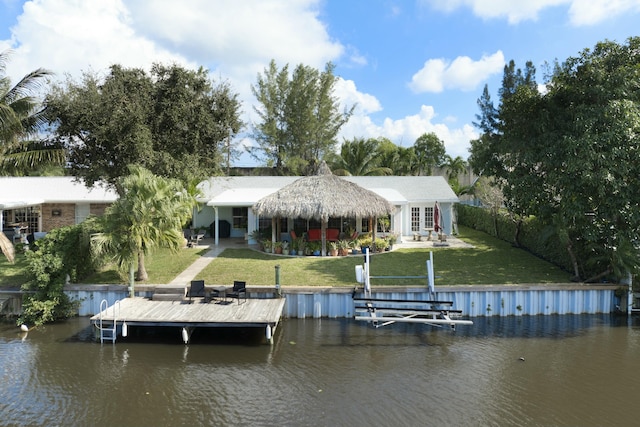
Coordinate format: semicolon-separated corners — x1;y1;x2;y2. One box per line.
199;175;458;206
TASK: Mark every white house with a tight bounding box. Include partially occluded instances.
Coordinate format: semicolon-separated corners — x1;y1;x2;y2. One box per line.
194;175;459;245
0;177;117;241
0;175;459;246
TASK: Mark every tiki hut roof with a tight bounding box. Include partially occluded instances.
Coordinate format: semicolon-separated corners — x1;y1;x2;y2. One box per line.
253;162;396;220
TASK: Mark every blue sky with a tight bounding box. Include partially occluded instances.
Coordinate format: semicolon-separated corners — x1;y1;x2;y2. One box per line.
1;0;639;166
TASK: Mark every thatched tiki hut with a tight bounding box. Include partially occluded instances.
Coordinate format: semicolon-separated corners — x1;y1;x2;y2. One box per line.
252;162;396;256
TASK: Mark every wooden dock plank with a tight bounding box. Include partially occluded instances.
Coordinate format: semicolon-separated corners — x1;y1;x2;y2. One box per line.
90;297;286;328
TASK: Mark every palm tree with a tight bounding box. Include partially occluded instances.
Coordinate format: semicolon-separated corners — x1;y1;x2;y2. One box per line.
0;50;63;262
0;50;64;172
443;155;468;182
91;166;196;290
330;137;392;176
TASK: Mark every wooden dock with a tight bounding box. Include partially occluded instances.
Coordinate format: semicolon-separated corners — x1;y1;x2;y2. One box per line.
90;296;286;344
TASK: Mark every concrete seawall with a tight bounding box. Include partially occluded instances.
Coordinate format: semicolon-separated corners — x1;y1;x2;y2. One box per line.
62;283;621;318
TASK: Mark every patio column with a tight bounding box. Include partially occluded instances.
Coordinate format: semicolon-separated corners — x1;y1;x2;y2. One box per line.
214;207;219;246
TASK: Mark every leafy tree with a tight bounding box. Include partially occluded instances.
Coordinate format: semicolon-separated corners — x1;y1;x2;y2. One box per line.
471;37;640;280
413;132;446;175
45;63;243;194
328;137;392;176
251;60;354;175
91;166;196;285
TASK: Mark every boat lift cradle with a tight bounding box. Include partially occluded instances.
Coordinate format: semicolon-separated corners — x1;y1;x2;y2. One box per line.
353;250;473;330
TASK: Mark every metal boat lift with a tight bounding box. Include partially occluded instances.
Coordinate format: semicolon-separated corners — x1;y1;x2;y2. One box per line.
353;250;473;330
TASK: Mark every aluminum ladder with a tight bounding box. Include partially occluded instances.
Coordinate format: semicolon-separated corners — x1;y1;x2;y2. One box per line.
96;299;120;344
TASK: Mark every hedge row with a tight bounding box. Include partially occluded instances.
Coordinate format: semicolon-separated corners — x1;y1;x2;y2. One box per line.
456;204;573;273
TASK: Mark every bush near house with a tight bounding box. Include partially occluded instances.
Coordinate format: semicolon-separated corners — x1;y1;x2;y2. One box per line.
18;219;102;326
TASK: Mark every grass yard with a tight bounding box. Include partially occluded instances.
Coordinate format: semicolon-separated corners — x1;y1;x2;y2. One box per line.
0;226;572;289
79;247;208;284
196;226;571;287
0;253;29;289
0;246;207;289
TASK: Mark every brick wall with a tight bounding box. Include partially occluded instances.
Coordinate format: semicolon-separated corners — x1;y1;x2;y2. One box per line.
40;202;112;231
41;203;76;231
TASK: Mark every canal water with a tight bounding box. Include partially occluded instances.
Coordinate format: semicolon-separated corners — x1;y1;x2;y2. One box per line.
2;315;640;427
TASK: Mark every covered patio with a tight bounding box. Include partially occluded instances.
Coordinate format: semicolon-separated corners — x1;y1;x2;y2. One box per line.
252;162;396;256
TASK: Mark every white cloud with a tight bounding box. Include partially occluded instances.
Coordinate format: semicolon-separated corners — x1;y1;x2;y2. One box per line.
334;78;382;115
425;0;640;25
568;0;640;26
4;0;191;81
339;105;478;159
426;0;566;24
126;0;343;74
409;51;504;93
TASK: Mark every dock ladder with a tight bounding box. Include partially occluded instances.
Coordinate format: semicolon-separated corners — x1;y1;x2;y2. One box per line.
96;299;120;343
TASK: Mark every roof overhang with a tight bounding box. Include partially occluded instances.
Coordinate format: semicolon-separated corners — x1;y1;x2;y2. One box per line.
368;188;408;205
206;188;279;207
0;199;46;210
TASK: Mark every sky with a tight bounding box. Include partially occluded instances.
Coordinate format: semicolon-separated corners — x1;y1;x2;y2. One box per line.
1;0;639;166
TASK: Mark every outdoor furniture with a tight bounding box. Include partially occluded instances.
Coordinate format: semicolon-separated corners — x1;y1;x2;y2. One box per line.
307;228;339;242
210;285;230;303
185;280;206;303
423;228;435;241
227;280;247;304
188;233;205;247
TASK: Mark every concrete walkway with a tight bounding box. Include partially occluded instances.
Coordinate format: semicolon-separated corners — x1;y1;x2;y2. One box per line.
167;238;231;286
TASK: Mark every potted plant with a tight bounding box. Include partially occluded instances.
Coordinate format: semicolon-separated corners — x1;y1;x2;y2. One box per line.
374;237;388;252
386;233;398;250
338;239;350;256
262;239;272;253
296;238;306;256
289;238;297;256
281;240;290;255
350;239;360;255
329;241;339;256
273;241;283;254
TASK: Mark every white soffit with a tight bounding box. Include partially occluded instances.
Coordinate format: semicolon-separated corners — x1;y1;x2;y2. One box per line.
207;188;279;206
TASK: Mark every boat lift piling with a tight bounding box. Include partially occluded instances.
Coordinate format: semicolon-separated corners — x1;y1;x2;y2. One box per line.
353;250;473;330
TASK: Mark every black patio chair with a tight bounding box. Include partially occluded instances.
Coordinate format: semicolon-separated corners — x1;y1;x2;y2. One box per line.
185;280;206;303
228;280;247;304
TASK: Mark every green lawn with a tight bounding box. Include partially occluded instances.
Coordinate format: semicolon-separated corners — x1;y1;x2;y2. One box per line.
0;253;29;289
0;226;572;289
195;226;571;286
0;246;207;289
79;247;208;284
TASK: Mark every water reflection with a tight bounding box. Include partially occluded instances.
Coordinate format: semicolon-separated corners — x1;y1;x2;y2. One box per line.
1;315;640;426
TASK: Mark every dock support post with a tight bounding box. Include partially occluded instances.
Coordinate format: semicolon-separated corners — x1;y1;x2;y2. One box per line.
275;265;281;297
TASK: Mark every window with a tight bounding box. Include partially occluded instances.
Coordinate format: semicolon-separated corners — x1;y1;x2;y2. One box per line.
424;207;434;229
411;207;420;232
232;207;248;229
13;206;39;233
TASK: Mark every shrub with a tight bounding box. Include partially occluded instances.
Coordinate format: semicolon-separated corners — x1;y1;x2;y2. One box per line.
18;219;101;326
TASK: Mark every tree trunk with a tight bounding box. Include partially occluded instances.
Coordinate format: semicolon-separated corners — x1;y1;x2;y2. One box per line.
565;240;581;281
513;219;522;248
136;250;148;281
